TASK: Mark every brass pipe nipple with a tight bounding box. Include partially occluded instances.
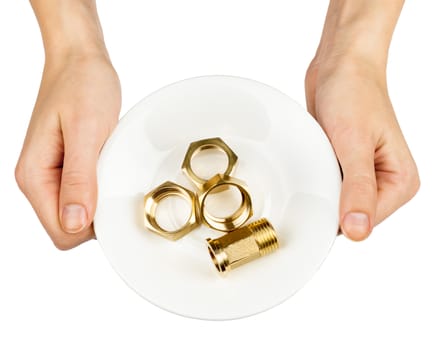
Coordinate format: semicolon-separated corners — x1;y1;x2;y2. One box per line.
206;218;279;274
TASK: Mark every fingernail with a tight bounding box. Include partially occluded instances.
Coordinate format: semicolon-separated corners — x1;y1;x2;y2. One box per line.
62;204;87;233
342;212;370;239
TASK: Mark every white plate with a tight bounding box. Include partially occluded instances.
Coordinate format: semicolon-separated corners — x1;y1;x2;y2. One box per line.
94;76;341;320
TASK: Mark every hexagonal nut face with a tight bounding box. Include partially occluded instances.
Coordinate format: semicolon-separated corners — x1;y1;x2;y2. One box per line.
181;137;238;191
143;181;200;241
199;174;253;231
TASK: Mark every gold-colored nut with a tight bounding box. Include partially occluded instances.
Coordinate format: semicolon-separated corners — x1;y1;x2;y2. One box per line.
199;174;253;232
181;137;238;191
144;181;200;241
206;218;279;274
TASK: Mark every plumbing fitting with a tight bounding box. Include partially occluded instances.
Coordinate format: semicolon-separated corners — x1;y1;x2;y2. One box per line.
181;137;238;191
206;218;279;274
199;174;253;232
144;181;200;241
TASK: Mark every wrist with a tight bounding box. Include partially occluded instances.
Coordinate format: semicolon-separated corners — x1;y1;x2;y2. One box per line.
31;0;108;62
312;0;404;72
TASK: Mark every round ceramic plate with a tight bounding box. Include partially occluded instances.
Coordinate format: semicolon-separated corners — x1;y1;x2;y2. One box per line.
94;76;341;320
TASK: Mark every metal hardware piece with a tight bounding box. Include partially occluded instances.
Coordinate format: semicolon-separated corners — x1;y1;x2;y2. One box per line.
181;137;238;191
144;181;200;241
199;174;253;232
206;218;279;274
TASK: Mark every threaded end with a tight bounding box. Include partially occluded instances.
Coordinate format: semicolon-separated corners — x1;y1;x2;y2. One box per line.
206;238;229;274
248;218;279;256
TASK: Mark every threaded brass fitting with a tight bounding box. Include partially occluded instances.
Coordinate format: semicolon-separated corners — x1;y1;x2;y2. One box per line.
206;218;279;274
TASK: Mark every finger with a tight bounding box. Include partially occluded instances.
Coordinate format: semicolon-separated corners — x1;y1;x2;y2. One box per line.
376;185;406;225
59;118;106;234
374;158;420;225
16;162;94;250
334;131;377;241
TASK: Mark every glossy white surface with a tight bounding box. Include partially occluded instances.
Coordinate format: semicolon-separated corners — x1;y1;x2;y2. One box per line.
94;76;341;319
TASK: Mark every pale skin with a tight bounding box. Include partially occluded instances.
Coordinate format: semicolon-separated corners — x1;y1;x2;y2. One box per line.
16;0;419;250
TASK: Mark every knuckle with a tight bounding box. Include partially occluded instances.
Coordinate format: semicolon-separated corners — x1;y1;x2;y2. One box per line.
14;161;26;191
348;174;376;194
411;172;421;195
62;170;91;188
15;159;34;193
396;163;420;201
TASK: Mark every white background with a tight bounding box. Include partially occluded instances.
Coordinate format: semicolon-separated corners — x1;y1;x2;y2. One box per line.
1;1;437;349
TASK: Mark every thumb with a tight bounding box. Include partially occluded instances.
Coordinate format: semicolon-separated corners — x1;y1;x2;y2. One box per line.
59;120;104;234
334;133;377;241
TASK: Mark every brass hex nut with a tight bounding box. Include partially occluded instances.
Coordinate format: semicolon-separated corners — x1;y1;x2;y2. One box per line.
199;174;253;232
181;137;238;191
144;181;200;241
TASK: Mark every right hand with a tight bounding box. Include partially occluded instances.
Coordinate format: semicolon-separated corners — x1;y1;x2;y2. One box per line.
15;53;121;250
305;56;419;240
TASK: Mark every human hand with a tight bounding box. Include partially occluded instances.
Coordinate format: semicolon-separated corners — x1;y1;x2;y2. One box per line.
305;56;419;241
305;0;420;241
15;53;121;249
